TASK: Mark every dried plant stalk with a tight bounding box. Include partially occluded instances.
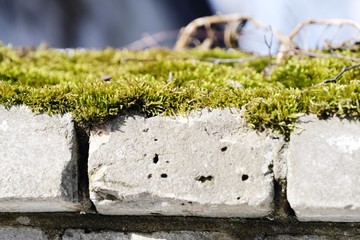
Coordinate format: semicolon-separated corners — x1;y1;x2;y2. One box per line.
175;14;360;64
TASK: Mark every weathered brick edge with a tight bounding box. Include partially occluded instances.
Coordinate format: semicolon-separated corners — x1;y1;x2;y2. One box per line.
1;106;360;222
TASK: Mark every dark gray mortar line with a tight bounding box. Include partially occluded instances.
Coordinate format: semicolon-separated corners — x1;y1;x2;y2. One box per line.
271;140;296;220
74;123;97;213
2;213;360;239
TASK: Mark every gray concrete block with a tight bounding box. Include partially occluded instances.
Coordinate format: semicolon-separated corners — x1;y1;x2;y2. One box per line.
265;236;328;240
0;106;79;212
89;109;280;217
62;229;128;240
0;227;48;240
287;115;360;221
62;229;234;240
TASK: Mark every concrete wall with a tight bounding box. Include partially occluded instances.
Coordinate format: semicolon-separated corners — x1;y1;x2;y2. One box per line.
1;106;360;239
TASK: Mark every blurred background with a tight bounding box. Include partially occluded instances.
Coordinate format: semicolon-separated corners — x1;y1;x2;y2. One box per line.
0;0;360;54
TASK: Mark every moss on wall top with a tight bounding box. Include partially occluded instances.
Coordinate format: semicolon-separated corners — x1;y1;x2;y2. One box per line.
0;44;360;136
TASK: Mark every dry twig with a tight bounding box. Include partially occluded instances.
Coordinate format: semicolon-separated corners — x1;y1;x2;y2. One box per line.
123;30;179;50
290;48;360;62
316;63;360;86
175;15;360;65
174;14;286;50
277;19;360;63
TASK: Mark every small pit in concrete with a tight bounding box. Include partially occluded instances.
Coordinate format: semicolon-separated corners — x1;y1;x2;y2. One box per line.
196;175;213;183
241;174;249;181
221;146;228;152
153;154;159;164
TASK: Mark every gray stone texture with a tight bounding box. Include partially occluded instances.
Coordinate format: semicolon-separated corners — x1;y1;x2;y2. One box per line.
62;230;234;240
89;108;281;217
0;106;79;212
0;227;48;240
265;236;330;240
287;115;360;221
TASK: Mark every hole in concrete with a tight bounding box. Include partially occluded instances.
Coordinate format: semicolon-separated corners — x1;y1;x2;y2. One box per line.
237;197;241;200
154;138;158;142
161;173;168;178
221;146;227;152
264;163;274;176
241;174;249;181
188;201;193;205
181;203;185;206
153;154;159;164
166;160;169;163
147;174;152;179
143;128;149;132
196;175;213;183
268;163;274;170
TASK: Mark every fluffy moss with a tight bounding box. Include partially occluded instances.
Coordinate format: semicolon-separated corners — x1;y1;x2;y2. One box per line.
0;44;360;137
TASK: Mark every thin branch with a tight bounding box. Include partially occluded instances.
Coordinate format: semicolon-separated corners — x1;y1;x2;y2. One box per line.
288;19;360;42
264;26;273;61
324;66;347;83
122;30;179;50
277;18;360;63
317;63;360;85
289;48;360;62
140;32;161;48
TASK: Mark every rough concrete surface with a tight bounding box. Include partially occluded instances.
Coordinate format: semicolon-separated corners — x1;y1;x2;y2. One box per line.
62;229;234;240
89;108;281;217
265;236;328;240
0;106;79;212
287;115;360;221
0;227;48;240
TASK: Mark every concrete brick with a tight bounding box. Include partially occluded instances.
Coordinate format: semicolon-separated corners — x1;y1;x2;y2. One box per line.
0;106;79;212
62;229;234;240
287;115;360;221
0;227;48;240
62;229;128;240
89;109;280;217
265;236;328;240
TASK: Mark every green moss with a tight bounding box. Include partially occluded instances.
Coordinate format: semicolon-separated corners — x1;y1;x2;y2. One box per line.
0;44;360;136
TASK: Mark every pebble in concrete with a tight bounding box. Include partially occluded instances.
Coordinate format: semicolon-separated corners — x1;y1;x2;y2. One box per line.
0;106;79;212
287;115;360;221
89;108;281;217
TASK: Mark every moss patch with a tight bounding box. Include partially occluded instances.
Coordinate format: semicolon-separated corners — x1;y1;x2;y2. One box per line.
0;45;360;136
